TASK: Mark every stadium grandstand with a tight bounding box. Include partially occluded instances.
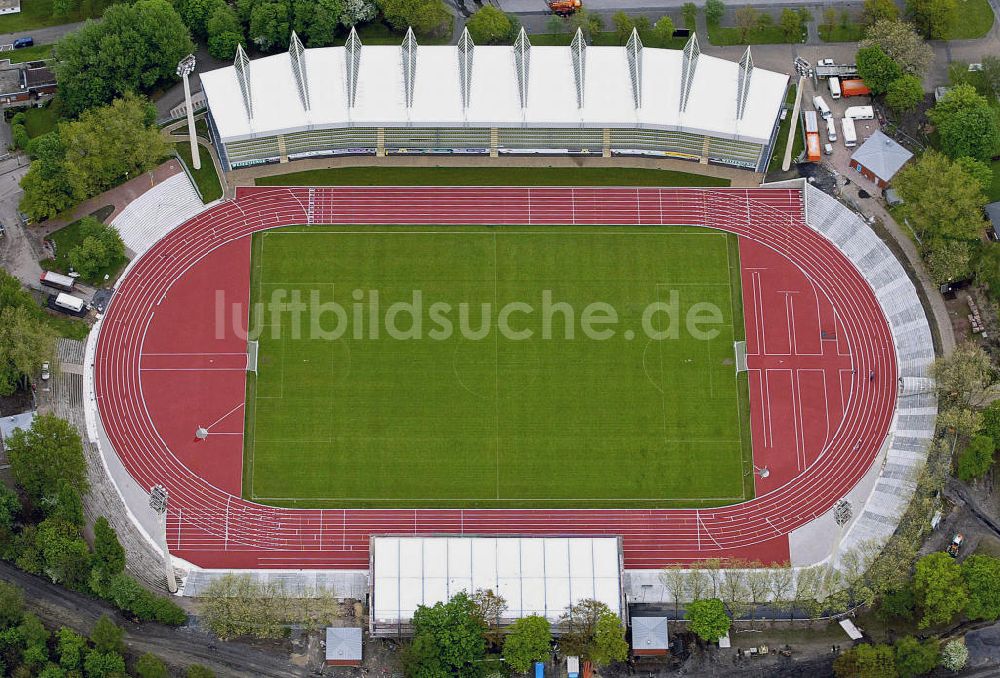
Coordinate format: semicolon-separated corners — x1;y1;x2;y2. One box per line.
199;27;789;171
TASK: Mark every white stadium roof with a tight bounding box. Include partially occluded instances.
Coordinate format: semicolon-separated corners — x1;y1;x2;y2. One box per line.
370;536;623;627
200;28;788;146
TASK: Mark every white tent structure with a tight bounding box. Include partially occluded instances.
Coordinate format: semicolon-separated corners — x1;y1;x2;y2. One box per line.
369;536;624;636
200;28;788;171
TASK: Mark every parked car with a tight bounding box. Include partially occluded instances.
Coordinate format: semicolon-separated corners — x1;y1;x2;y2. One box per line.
947;533;964;557
12;37;34;49
41;362;50;381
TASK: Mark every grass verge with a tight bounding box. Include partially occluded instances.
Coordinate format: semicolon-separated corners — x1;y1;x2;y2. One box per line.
40;206;125;285
257;166;730;188
766;85;804;174
818;23;865;42
5;43;53;62
708;23;804;46
0;0;115;32
529;30;687;48
22;98;61;138
944;0;995;39
174;142;223;203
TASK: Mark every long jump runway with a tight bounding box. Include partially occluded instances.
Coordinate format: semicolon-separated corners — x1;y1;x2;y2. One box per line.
93;187;897;570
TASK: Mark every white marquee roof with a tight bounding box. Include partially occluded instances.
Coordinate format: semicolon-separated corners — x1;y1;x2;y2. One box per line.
201;29;788;146
371;536;623;625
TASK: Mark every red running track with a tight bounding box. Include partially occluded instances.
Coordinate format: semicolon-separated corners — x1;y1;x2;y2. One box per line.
93;187;897;570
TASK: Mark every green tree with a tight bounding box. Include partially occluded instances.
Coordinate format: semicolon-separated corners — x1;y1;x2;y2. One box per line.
404;592;487;677
568;8;604;40
6;414;87;507
175;0;226;39
860;19;933;75
377;0;452;37
135;653;168;678
83;650;126;678
955;156;993;191
834;643;898;677
56;627;87;671
36;517;91;588
294;0;346;47
611;11;635;43
652;15;675;43
821;7;837;34
957;435;996;480
55;0;194;115
736;6;760;40
0;580;24;628
247;0;290;50
206;4;245;59
895;636;939;677
704;0;725;24
895;151;988;243
779;8;804;39
886;74;924;111
67;220;126;281
590;611;628;667
856;45;902;94
466;6;513;44
930;343;995;410
940;640;968;670
22;94;168;223
906;0;957;38
90;616;125;655
928;83;1000;161
914;552;969;628
502;615;552;673
18;132;76;222
341;0;377;26
981;401;1000;443
686;598;730;642
864;0;899;24
963;555;1000;621
93;517;126;578
18;612;52;672
924;238;972;285
0;306;56;397
682;2;698;28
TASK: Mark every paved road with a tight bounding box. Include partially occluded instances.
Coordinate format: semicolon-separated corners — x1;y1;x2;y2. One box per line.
0;20;85;47
0;560;308;678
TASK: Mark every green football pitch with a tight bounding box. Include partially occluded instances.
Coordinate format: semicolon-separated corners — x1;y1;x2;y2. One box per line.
242;225;753;508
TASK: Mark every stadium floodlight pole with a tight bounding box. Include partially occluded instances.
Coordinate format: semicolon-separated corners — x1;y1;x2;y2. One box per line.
176;54;200;171
149;484;179;594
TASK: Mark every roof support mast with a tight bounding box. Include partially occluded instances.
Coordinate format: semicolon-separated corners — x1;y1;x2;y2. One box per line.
570;27;586;110
513;27;531;114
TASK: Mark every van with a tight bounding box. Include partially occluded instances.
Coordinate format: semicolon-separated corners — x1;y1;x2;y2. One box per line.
842;117;857;147
826;117;838;142
844;105;874;120
12;37;34;49
829;76;842;99
812;95;832;119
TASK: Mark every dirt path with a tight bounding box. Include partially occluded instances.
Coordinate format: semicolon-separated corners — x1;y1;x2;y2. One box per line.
0;560;307;678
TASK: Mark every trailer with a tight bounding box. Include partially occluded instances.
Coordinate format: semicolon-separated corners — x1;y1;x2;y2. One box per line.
842;117;857;147
845;105;874;120
39;270;76;292
828;76;842;99
48;292;88;317
803;110;819;134
815;64;859;79
806;133;821;162
841;79;871;97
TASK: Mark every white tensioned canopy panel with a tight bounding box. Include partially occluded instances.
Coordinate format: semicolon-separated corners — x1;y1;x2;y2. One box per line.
371;537;623;626
200;32;788;144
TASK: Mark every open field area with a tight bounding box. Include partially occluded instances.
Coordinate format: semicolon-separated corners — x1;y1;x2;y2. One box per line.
255;166;731;188
243;224;752;508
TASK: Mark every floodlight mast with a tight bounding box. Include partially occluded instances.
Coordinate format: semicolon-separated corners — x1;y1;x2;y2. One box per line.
176;55;200;171
149;484;178;593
